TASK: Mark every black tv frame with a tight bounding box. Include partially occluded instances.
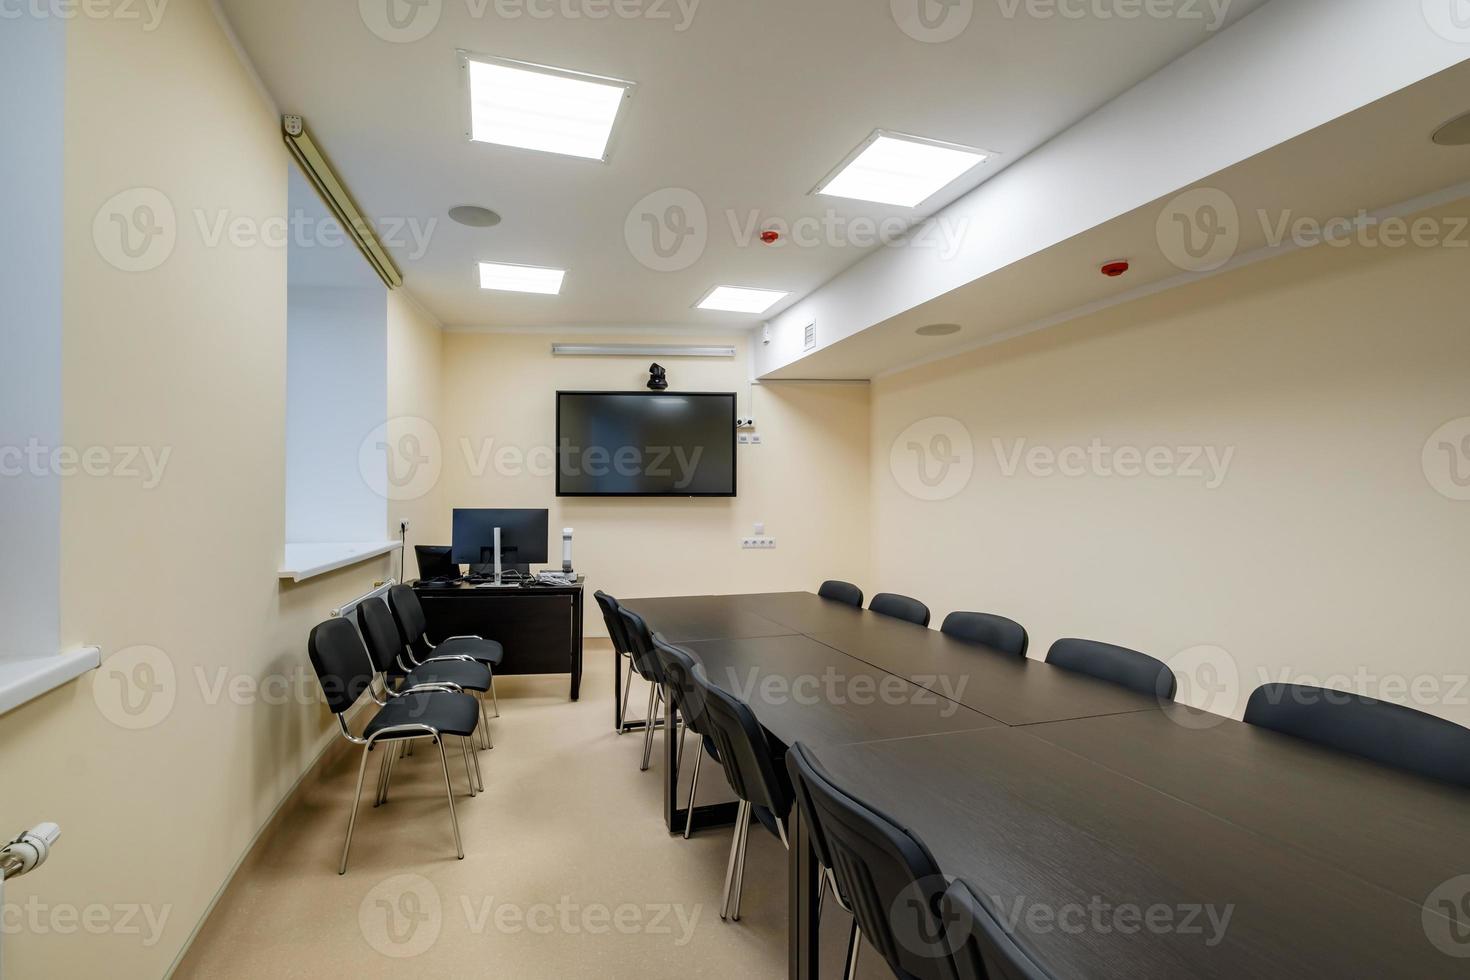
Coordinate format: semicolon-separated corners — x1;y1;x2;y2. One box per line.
555;390;738;498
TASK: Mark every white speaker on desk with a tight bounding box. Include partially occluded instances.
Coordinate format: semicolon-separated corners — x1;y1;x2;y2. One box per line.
562;527;574;573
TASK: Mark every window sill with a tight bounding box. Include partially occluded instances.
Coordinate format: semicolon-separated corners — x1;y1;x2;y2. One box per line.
0;647;102;716
279;541;400;583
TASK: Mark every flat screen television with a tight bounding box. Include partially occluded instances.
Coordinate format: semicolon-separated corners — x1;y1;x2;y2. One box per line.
556;391;737;497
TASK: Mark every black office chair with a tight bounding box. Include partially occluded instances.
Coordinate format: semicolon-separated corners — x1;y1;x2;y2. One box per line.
691;666;794;922
1045;637;1177;700
387;584;504;717
785;743;862;975
1243;683;1470;788
651;633;723;838
307;618;480;874
942;879;1055;980
786;741;959;980
618;605;672;771
819;580;864;608
870;592;931;628
594;591;641;735
359;597;494;753
940;612;1029;658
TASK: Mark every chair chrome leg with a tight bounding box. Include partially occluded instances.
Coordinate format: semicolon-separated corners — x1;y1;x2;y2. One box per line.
844;922;862;980
720;800;749;920
436;738;465;860
339;744;373;875
683;747;703;839
817;864;827;920
468;734;484;793
776;815;790;850
731;803;752;921
618;657;635;734
460;737;477;797
372;748;391;807
478;695;493;750
489;672;500;718
639;684;659;771
377;743;401;806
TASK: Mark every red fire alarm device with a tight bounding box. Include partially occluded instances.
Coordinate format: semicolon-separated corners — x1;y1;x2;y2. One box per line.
1101;260;1130;278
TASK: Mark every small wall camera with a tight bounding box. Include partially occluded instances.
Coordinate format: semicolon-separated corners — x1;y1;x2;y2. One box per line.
647;363;668;390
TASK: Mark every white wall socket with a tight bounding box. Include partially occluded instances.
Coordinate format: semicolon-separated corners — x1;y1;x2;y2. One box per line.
741;537;777;549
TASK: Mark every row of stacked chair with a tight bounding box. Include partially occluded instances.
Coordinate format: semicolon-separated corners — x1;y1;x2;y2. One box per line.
304;585;506;874
598;580;1470;979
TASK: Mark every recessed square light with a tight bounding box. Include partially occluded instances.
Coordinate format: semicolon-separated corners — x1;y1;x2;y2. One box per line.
462;53;634;161
696;286;790;315
479;261;565;295
814;130;992;208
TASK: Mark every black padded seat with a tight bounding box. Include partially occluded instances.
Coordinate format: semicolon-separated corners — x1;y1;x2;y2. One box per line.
402;659;490;693
364;691;480;740
869;592;931;628
435;636;504;666
818;580;864;608
1244;683;1470;788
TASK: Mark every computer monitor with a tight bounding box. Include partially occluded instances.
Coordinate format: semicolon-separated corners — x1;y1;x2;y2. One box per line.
451;509;550;568
414;545;461;582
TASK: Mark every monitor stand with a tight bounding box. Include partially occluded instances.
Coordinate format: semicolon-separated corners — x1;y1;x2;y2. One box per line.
474;527;521;588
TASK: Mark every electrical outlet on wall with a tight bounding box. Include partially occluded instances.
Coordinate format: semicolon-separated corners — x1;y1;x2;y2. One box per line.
738;434;751;445
750;434;763;445
741;537;777;549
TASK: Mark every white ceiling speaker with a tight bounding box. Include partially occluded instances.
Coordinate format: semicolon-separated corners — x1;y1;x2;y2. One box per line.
449;206;502;227
916;323;962;337
1432;111;1470;146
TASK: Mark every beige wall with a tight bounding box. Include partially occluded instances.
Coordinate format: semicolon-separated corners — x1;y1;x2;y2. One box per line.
438;333;871;627
872;204;1470;727
388;293;449;579
0;3;443;976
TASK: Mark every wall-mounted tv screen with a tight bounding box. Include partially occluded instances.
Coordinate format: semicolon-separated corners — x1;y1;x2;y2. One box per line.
556;391;737;497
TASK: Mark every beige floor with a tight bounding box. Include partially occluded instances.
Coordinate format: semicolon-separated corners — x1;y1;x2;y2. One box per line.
176;640;872;978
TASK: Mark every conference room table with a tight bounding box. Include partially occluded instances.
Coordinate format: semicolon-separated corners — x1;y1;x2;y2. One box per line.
620;591;1470;979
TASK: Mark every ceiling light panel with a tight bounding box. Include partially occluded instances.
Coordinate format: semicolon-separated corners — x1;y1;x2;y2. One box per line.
815;131;992;208
463;53;634;161
697;286;790;315
479;261;565;294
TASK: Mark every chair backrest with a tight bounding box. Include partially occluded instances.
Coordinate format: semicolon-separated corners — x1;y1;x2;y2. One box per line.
786;741;957;980
1244;683;1470;788
386;584;430;654
356;598;408;678
870;592;931;628
942;880;1054;980
593;590;631;655
818;580;864;608
307;618;376;716
1045;637;1176;700
940;612;1029;658
616;605;664;684
651;633;709;735
691;667;792;818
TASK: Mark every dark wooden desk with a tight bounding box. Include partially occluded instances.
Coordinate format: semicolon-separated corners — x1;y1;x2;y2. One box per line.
414;580;584;700
621;592;1470;979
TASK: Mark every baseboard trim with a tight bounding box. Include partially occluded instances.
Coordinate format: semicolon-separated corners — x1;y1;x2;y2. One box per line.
163;703;368;977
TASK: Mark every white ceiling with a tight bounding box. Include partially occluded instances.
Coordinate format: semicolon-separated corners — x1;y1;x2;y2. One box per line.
765;57;1470;379
218;0;1268;330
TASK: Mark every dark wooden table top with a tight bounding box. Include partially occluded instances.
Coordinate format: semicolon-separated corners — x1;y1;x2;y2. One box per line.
682;634;1002;750
816;728;1459;979
1027;705;1470;908
621;594;797;643
807;620;1160;726
623;592;1470;976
